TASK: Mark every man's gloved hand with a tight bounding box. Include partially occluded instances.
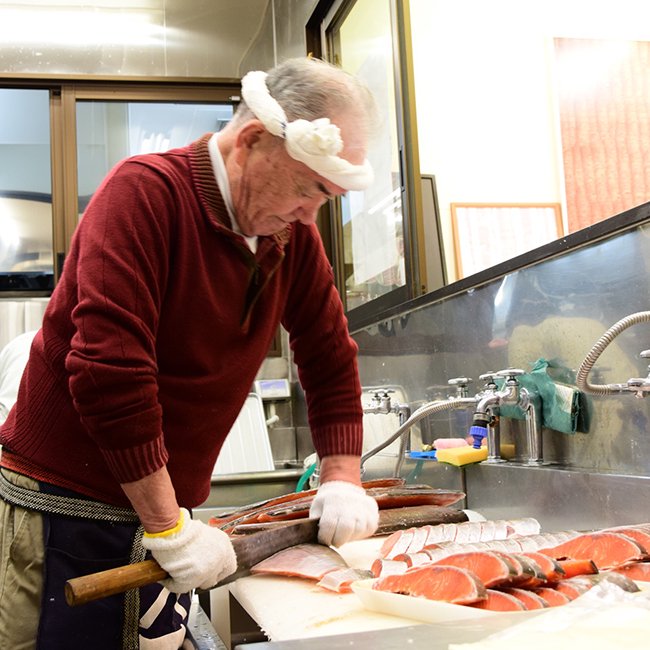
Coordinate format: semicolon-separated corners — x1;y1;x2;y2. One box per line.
309;480;379;547
142;508;237;593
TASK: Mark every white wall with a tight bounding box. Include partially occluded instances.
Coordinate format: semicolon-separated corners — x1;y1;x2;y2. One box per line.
410;0;650;281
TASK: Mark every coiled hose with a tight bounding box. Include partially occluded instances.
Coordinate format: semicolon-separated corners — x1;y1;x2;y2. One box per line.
576;311;650;395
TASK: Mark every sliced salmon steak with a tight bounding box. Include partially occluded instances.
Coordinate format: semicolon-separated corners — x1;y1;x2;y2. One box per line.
612;561;650;582
391;552;435;568
554;579;590;600
552;572;639;598
602;525;650;552
510;553;547;588
379;518;540;559
487;551;531;587
557;558;598;579
592;571;640;592
520;552;566;583
316;567;373;593
470;589;527;611
539;531;648;569
501;587;549;610
250;543;348;580
373;564;487;604
430;551;517;588
532;587;572;607
371;558;409;578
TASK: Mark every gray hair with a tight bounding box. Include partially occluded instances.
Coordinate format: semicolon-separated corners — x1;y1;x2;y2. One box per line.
233;57;379;139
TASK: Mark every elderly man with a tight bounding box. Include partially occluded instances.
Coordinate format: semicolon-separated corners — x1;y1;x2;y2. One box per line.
0;58;379;648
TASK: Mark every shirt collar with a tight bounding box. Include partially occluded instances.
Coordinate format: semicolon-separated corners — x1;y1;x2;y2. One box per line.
208;132;258;254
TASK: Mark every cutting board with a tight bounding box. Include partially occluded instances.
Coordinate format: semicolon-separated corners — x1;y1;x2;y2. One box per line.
229;574;416;641
227;536;418;641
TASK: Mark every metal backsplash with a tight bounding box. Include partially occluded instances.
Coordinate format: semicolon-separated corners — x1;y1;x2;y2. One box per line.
351;206;650;478
0;0;317;79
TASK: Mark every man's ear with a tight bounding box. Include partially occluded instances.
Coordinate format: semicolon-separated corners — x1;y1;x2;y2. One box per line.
234;119;268;159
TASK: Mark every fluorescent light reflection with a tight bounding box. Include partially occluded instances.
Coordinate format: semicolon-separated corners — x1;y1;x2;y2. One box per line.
0;7;164;46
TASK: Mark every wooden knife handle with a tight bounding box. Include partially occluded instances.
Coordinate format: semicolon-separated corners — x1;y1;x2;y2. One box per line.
65;559;167;607
65;518;320;607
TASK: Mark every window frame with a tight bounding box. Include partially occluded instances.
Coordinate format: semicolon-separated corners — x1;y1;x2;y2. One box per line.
306;0;429;332
0;76;240;291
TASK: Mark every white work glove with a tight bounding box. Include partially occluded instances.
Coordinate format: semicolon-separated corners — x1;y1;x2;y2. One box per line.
309;480;379;547
142;508;237;593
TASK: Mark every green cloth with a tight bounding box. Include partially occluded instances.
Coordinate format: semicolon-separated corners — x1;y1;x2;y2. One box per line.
497;358;582;434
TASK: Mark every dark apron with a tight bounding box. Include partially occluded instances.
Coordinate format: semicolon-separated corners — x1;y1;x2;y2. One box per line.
4;475;191;649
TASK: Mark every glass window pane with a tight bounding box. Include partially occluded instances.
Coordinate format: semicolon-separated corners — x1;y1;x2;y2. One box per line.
0;88;54;289
333;0;406;311
76;101;234;215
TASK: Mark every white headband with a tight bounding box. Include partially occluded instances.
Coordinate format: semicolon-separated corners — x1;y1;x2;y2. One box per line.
240;70;374;191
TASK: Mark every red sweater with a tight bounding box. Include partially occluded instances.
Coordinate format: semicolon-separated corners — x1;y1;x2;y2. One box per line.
0;134;363;508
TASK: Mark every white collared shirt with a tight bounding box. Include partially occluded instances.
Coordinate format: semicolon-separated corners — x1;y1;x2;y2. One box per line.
208;132;258;254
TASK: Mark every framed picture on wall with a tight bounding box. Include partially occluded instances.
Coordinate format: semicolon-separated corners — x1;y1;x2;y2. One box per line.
450;203;564;279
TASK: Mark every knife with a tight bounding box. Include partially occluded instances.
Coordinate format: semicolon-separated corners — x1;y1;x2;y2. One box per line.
65;517;319;607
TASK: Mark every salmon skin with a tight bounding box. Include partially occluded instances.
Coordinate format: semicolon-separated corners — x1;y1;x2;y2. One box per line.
209;477;406;529
373;564;487;604
230;506;468;540
255;486;465;524
374;505;468;534
212;483;465;532
366;485;465;509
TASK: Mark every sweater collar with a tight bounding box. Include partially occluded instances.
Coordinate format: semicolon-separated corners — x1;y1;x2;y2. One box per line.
189;133;292;252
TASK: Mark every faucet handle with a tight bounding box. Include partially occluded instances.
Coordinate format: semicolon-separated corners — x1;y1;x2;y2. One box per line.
479;372;498;387
370;388;394;399
495;368;525;382
448;377;472;387
448;377;473;398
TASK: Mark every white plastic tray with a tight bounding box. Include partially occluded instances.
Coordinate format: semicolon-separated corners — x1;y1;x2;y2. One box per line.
351;578;542;624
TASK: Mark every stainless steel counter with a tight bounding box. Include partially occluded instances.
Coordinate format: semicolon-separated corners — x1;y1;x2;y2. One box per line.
186;598;228;649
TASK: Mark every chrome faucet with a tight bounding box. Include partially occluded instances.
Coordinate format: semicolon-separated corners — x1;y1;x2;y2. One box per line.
360;368;546;477
363;389;411;421
362;389;412;476
470;369;543;465
626;350;650;398
360;383;477;476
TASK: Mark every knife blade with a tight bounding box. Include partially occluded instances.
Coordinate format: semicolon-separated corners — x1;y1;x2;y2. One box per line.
65;517;320;607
